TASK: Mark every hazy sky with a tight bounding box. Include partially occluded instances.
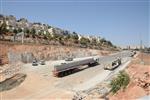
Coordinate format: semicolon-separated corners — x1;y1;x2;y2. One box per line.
0;0;149;47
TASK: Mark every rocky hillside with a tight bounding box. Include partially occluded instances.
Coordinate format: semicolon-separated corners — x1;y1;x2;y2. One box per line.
0;41;114;65
0;14;117;50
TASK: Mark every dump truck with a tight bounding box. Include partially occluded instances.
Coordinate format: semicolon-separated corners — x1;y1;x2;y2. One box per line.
104;58;121;70
52;57;99;77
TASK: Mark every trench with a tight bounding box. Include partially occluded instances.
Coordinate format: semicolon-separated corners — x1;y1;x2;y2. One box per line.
0;73;27;92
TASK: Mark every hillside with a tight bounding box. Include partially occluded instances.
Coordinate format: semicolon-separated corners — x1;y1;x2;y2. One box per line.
0;14;118;50
0;41;115;65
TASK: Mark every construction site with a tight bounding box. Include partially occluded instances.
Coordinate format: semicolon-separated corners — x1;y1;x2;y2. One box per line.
0;41;149;100
0;2;149;99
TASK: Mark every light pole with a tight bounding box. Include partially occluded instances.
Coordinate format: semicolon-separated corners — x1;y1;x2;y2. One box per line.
140;33;144;64
21;28;24;44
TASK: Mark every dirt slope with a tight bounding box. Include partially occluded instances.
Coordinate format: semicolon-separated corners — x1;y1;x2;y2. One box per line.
0;41;113;65
109;53;150;100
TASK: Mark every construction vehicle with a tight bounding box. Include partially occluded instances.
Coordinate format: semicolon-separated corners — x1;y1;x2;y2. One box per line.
104;58;121;70
52;57;99;77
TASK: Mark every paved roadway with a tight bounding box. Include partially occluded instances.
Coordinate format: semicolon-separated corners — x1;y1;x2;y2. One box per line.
1;50;134;99
51;50;133;66
98;50;133;64
52;50;134;91
72;57;132;91
72;50;134;91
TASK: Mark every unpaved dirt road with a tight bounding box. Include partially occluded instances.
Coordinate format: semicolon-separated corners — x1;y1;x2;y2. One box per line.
1;51;133;99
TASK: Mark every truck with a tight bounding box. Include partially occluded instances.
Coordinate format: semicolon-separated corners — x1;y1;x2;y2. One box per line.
104;58;121;70
52;57;99;77
130;51;136;57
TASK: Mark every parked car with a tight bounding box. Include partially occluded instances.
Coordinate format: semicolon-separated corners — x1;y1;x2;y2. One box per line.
32;59;38;66
39;60;45;65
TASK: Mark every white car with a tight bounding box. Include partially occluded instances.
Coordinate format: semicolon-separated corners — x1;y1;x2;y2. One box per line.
39;60;45;65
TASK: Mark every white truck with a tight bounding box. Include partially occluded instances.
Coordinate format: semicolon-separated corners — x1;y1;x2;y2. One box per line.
104;58;121;70
52;57;99;77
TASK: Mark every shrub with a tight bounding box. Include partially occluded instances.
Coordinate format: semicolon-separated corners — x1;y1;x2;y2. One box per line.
91;38;97;46
53;33;63;41
72;32;79;40
18;28;22;33
13;29;18;34
110;71;130;94
24;29;30;34
80;37;90;46
30;28;36;38
0;19;7;37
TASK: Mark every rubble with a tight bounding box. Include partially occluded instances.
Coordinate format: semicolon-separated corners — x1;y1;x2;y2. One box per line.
0;62;23;82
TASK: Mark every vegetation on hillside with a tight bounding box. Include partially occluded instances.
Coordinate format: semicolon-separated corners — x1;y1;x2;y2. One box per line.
110;71;130;94
0;15;118;50
0;19;8;39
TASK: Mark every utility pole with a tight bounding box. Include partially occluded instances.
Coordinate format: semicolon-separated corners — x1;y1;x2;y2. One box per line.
21;32;24;44
21;28;24;44
140;33;144;64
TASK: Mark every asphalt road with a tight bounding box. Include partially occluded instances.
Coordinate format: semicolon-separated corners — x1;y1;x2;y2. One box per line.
1;50;134;99
98;50;133;64
51;50;134;91
72;57;131;91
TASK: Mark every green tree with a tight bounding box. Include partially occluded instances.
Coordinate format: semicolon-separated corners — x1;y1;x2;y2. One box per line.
64;34;71;40
80;37;90;47
72;32;79;40
18;28;22;33
107;41;113;46
43;31;50;39
30;28;36;38
13;29;18;34
53;33;63;41
110;71;130;94
0;19;7;39
24;29;30;37
91;38;97;45
71;32;79;43
100;38;106;43
48;25;51;29
24;29;30;34
47;33;53;40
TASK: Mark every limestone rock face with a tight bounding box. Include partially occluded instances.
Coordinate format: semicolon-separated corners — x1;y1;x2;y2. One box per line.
8;51;34;63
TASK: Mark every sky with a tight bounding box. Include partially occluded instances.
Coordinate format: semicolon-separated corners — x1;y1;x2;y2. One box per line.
0;0;149;47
